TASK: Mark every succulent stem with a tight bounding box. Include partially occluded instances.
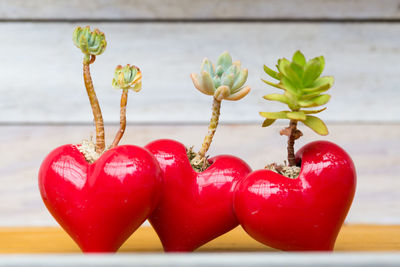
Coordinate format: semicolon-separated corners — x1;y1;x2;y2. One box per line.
199;97;221;158
83;55;105;154
111;89;128;148
287;120;297;166
190;97;221;169
280;120;303;166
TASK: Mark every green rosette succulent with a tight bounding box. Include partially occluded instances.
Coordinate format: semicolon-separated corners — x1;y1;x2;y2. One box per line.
112;64;142;92
73;26;107;63
260;50;333;135
191;51;250;101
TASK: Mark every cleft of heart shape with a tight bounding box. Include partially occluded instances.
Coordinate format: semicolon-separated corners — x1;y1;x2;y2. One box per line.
39;144;162;252
145;139;252;252
234;141;356;251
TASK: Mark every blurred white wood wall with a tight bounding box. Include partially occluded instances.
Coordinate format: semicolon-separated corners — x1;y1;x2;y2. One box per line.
0;0;399;226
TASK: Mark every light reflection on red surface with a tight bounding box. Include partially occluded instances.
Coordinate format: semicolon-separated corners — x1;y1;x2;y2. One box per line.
51;155;87;190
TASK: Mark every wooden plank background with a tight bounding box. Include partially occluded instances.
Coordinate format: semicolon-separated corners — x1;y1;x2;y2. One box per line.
1;0;400;20
0;0;399;230
0;22;399;123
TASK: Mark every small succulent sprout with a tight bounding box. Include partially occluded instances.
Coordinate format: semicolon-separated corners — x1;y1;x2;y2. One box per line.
112;64;142;92
260;50;333;136
191;51;250;101
73;26;107;63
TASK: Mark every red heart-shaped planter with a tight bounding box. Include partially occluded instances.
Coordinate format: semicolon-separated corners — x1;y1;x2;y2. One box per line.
145;139;252;252
234;140;356;251
39;144;162;252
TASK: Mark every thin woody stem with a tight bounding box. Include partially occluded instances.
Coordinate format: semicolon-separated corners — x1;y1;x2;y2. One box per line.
83;55;105;154
287;120;298;166
111;89;128;148
198;97;221;158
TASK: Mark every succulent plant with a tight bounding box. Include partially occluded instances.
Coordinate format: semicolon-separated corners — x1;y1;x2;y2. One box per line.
189;52;251;171
112;64;142;92
261;50;334;166
73;26;107;63
260;50;333;136
110;65;142;149
191;52;250;101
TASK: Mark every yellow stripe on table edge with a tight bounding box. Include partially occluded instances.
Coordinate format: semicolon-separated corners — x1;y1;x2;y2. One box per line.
0;225;399;253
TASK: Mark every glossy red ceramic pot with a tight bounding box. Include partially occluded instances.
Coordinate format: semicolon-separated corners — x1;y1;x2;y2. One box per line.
145;139;252;252
39;144;162;252
234;140;356;251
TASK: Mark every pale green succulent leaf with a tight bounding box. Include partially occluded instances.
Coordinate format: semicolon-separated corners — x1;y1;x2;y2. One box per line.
259;111;289;120
317;56;325;73
290;62;304;80
302;107;327;114
263;65;279;80
298;94;331;108
262;119;276;127
263;94;292;105
292;50;306;66
284;64;302;87
311;76;334;88
226;64;240;76
201;59;215;76
200;71;216;94
303;57;324;87
287;111;306;121
302;82;331;94
232;68;248;92
216;52;232;71
302;115;329;135
281;77;298;95
277;58;291;78
215;65;224;77
261;79;284;90
221;73;235;89
213;76;221;88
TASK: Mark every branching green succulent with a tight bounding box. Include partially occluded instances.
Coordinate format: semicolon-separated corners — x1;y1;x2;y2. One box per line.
189;52;250;171
191;51;250;101
72;26;141;159
261;50;334;166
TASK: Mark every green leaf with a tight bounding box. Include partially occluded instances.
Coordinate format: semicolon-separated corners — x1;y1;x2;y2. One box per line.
303;57;324;87
302;82;331;94
277;58;291;78
259;111;289;119
281;77;298;95
263;94;292;105
263;65;279;80
216;52;232;71
311;76;334;88
221;73;235;88
200;59;214;76
292;50;306;66
200;71;216;94
301;83;331;99
317;56;325;73
302;115;329;135
262;119;276;127
287;111;306;121
284;64;302;87
303;107;327;114
232;68;248;92
261;79;284;90
298;94;331;107
290;62;304;79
